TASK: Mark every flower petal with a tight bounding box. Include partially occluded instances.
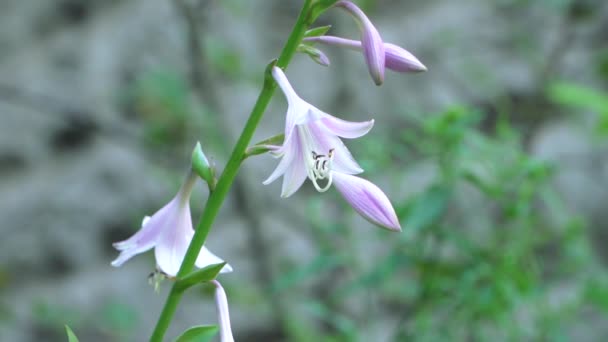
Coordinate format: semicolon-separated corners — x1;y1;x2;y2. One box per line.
332;172;401;231
384;43;427;72
319;112;374;139
111;201;175;267
211;280;235;342
336;1;385;85
280;130;308;197
307;120;363;174
263;136;296;186
195;246;233;273
154;204;194;277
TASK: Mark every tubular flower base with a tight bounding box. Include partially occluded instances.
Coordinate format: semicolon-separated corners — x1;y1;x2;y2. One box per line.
264;67;401;231
111;171;233;277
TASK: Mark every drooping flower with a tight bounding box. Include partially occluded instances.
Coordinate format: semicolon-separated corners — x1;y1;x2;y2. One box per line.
335;0;385;85
264;67;401;231
211;280;234;342
111;170;233;277
304;35;427;73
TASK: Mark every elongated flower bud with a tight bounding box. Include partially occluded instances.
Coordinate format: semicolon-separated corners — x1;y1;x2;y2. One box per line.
335;1;385;85
332;172;401;231
211;280;234;342
305;36;427;73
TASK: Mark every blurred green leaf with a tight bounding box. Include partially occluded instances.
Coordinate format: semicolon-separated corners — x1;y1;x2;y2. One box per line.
304;25;332;38
173;325;218;342
65;325;79;342
177;262;227;291
399;184;451;232
548;82;608;115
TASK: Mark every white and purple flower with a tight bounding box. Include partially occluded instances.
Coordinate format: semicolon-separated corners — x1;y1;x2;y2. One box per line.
264;67;401;231
111;171;232;277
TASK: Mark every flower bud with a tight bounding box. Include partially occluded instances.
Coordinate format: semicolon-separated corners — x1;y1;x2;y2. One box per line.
336;1;385;85
192;141;214;185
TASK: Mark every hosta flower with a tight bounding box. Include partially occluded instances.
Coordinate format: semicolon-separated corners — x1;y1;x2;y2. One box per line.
305;35;427;73
264;67;401;231
111;171;232;277
211;280;234;342
335;0;385;85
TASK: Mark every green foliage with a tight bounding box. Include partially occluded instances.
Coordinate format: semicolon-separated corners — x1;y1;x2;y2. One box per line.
64;325;79;342
276;102;608;341
173;325;218;342
548;81;608;135
177;263;227;291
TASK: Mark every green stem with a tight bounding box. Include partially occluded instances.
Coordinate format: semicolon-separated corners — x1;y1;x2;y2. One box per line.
149;2;312;341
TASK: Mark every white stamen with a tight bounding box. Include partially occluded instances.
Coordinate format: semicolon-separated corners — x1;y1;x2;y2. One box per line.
308;149;334;192
298;124;335;193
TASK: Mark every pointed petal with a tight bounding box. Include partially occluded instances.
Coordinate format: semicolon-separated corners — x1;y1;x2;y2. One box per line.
307;120;363;174
337;1;385;85
195;246;233;273
332;172;401;231
211;280;235;342
319;112;374;139
384;43;427;73
263;136;296;186
154;204;194;277
111;201;175;267
280;130;308;197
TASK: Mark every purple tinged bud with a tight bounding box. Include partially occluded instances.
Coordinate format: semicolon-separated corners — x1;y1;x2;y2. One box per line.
315;49;331;67
304;36;427;73
336;1;385;85
384;43;427;72
332;172;401;232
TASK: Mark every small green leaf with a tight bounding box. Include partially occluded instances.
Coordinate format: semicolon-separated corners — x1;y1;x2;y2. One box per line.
176;262;226;291
65;325;79;342
191;141;213;184
548;82;608;114
304;25;332;38
297;44;330;67
174;325;219;342
244;134;284;159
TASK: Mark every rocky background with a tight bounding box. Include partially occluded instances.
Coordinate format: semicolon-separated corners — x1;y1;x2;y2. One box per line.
1;0;608;341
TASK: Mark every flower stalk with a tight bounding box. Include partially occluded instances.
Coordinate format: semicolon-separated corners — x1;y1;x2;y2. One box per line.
149;1;315;340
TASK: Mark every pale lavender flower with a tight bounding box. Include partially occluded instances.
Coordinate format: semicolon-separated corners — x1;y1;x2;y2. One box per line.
264;67;401;231
335;0;385;85
211;280;234;342
305;35;427;73
111;171;233;277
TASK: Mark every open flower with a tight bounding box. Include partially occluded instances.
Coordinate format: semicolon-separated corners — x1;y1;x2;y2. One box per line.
335;0;385;85
111;171;232;277
264;67;401;231
304;35;427;73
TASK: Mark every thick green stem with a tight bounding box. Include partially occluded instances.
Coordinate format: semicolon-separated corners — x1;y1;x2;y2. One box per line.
149;2;312;341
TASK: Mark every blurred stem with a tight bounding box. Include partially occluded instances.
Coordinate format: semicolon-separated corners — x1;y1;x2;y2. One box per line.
150;1;314;341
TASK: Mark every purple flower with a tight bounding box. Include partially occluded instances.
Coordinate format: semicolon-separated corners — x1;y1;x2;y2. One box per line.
211;280;234;342
264;67;401;231
111;171;233;277
305;35;427;73
335;1;385;85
